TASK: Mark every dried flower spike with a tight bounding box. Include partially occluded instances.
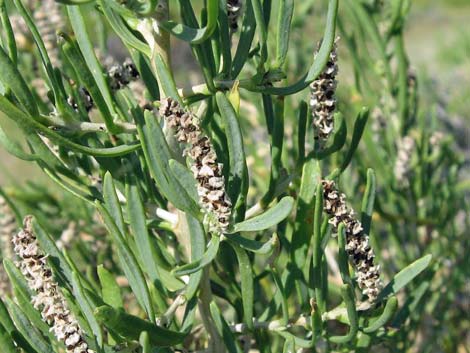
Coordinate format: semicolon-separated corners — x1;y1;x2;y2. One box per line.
322;180;383;302
394;135;415;188
227;0;243;32
160;98;232;233
34;0;66;67
310;37;339;148
108;58;140;90
13;216;94;353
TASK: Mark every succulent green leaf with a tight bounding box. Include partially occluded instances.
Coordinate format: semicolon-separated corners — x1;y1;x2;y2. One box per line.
275;0;294;68
6;300;54;353
94;305;187;346
160;0;218;44
230;196;294;233
377;254;433;302
172;235;220;277
168;159;198;204
216;92;248;221
227;233;277;254
232;0;256;77
0;46;38;116
0;322;17;353
97;265;124;309
329;284;358;343
135;109;200;216
96;202;155;322
103;172;125;234
363;296;398;333
0;125;39;161
229;242;254;330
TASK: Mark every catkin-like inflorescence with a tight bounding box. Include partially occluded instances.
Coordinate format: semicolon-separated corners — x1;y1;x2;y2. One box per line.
108;58;140;90
394;135;415;188
322;180;383;302
310;38;339;148
13;217;94;353
227;0;243;32
68;59;140;112
160;98;232;233
34;0;66;67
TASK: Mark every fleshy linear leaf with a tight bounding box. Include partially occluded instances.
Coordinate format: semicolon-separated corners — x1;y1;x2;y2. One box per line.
0;322;17;353
377;254;433;302
363;296;398;333
96;202;155;322
183;215;206;300
98;0;150;57
0;46;38;116
275;0;294;68
135;109;200;216
230;196;294;233
3;259;52;336
0;298;15;333
97;265;124;309
160;0;218;44
126;177;168;311
172;236;221;277
94;305;187;347
6;299;55;353
229;242;254;330
103;172;125;234
216;92;249;222
227;233;277;254
71;272;103;347
0;125;39;161
168;159;199;204
231;0;256;77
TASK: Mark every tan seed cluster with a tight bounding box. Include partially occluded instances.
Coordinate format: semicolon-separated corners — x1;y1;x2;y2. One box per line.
394;135;415;188
13;217;94;353
227;0;243;32
34;0;66;67
310;38;339;148
322;180;382;302
160;98;232;233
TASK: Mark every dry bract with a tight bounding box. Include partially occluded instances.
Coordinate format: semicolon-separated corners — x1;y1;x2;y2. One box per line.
322;180;383;302
34;0;66;67
160;98;232;233
394;135;415;188
13;216;94;353
310;38;339;148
